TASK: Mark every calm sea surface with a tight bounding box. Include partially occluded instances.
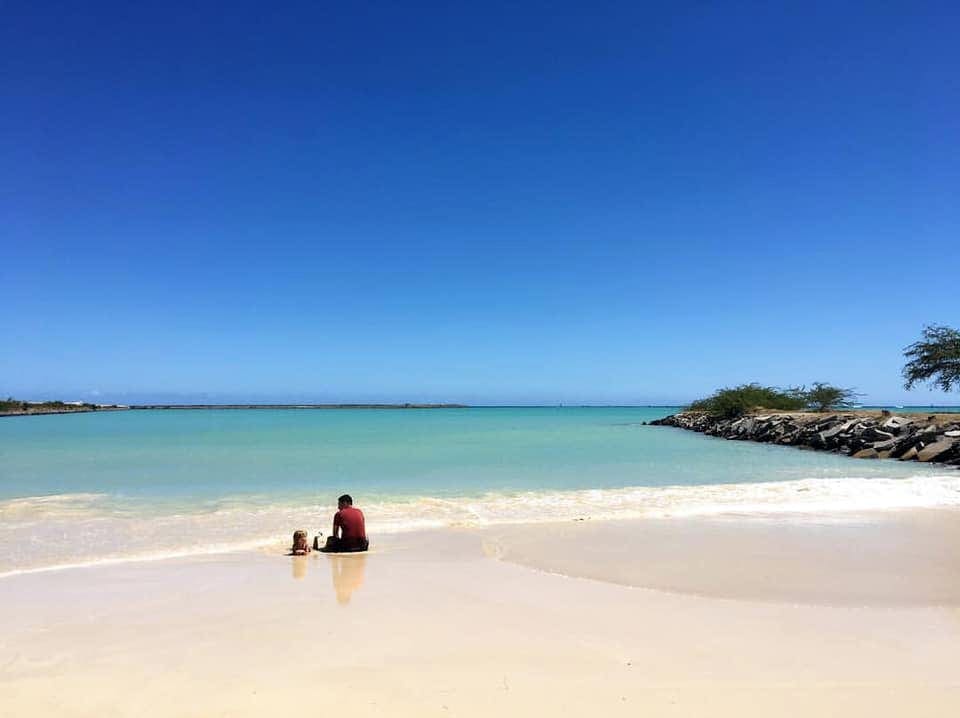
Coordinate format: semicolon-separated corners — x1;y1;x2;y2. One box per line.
2;407;958;576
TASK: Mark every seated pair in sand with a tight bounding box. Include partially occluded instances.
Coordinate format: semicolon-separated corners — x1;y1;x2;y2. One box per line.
292;494;369;555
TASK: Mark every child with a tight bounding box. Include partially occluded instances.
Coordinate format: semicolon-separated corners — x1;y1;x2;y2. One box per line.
291;530;311;555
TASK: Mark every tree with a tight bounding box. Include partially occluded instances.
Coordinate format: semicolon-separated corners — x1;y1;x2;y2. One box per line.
903;325;960;393
803;382;859;412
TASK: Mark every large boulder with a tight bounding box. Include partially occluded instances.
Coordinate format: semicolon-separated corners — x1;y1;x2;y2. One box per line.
860;427;894;443
820;419;859;440
899;446;919;461
917;440;956;463
813;418;859;448
852;448;879;459
939;444;960;465
919;425;940;439
881;416;914;434
889;432;923;458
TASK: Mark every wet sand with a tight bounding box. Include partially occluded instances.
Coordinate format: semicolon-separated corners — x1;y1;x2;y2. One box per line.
2;511;959;716
483;509;960;606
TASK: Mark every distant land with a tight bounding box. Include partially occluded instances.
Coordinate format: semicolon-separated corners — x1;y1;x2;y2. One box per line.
0;399;128;417
0;399;468;416
130;403;469;410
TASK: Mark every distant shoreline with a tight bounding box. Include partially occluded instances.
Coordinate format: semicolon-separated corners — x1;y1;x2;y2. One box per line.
2;403;958;418
0;403;469;416
129;403;469;410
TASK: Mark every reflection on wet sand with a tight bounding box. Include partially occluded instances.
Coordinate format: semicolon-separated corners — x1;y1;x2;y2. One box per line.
291;555;308;580
329;553;367;604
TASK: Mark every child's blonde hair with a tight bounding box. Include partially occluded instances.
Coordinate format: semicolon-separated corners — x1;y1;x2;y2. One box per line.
292;530;310;555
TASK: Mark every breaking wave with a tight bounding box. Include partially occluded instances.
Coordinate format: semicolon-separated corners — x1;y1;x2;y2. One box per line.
3;474;960;578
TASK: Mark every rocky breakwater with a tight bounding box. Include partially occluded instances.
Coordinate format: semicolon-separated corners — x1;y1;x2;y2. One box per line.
650;411;960;466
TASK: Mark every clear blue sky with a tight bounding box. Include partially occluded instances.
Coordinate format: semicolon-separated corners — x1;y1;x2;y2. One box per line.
2;1;957;405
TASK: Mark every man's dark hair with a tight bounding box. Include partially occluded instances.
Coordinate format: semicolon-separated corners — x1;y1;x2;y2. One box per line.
338;494;353;506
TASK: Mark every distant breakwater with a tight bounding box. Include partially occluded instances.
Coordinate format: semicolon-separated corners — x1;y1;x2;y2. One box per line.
651;411;960;467
129;403;469;410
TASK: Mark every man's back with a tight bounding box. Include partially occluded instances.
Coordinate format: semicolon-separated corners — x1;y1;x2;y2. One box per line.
334;505;366;540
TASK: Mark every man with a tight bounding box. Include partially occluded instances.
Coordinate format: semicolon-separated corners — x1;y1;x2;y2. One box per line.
322;494;369;553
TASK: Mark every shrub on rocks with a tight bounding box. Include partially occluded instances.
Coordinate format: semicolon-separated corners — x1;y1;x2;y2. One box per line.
803;383;861;412
686;384;806;418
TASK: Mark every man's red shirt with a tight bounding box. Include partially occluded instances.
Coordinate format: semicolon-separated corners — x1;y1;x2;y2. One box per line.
334;506;366;540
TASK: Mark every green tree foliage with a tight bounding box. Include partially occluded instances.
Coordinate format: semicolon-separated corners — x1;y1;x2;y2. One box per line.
903;325;960;393
687;383;806;418
804;382;860;412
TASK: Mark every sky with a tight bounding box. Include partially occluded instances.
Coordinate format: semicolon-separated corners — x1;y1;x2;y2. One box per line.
2;1;958;405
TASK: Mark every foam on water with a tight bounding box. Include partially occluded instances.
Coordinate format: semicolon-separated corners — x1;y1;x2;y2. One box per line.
3;474;959;578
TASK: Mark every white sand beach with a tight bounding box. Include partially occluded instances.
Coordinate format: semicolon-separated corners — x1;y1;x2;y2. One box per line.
3;509;959;717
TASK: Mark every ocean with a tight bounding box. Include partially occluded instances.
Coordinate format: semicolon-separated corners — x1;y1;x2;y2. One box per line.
2;407;958;577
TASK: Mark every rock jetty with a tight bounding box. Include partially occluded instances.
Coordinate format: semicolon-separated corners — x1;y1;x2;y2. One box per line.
650;411;960;466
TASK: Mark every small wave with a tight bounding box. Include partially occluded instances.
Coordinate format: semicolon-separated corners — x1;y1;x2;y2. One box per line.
0;492;111;519
365;474;960;525
2;475;960;578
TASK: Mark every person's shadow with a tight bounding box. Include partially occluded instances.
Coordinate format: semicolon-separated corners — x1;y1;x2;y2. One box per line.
329;553;367;605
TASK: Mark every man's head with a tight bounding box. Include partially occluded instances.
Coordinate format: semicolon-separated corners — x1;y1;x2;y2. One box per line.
338;494;353;510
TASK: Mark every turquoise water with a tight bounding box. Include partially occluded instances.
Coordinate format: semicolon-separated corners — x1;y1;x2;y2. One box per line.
2;408;958;576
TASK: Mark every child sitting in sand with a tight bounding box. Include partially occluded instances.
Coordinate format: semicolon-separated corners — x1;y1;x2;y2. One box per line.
291;530;311;555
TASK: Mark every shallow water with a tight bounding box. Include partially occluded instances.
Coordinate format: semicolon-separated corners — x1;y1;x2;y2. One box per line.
1;407;957;575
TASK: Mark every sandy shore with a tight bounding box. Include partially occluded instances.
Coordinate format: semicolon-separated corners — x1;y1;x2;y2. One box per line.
483;509;960;606
3;511;959;716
